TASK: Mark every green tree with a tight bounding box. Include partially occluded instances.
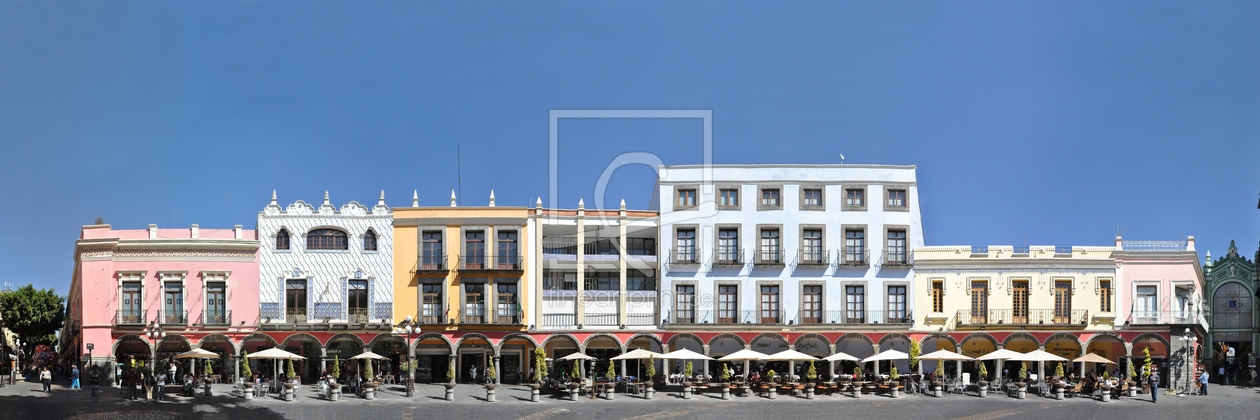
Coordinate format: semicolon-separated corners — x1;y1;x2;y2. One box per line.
569;360;579;379
978;361;988;381
684;361;693;378
890;364;900;381
241;350;253;380
1018;362;1028;382
204;358;213;376
605;363;615;380
287;358;296;380
1143;346;1153;379
487;361;497;382
362;359;372;380
645;355;656;379
447;359;456;383
0;285;65;352
329;355;339;381
532;347;546;383
935;358;945;378
723;362;733;382
1054;362;1064;378
909;340;921;371
805;361;816;382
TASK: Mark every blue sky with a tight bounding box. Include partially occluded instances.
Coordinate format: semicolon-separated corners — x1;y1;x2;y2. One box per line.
1;1;1257;295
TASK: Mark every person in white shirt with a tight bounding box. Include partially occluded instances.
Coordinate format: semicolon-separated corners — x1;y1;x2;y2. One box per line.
154;372;167;401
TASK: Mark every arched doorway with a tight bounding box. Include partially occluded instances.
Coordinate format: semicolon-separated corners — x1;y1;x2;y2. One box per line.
1133;334;1169;387
281;334;321;383
667;334;704;380
112;335;151;383
413;333;453;383
499;334;537;384
240;334;277;380
708;334;745;377
544;334;581;381
960;333;998;381
1084;334;1126;377
1212;281;1253;385
750;334;790;377
199;335;236;382
836;334;875;376
1044;333;1081;380
919;334;956;377
1003;333;1038;379
584;334;622;381
877;334;911;376
455;335;493;384
626;334;664;381
796;334;831;378
370;335;406;383
156;336;192;377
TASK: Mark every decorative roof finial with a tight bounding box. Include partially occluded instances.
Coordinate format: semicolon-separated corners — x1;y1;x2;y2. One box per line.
270;190;277;205
536;197;542;208
323;190;330;206
412;190;419;207
620;199;626;210
578;198;584;209
450;190;457;207
489;190;496;207
377;190;386;206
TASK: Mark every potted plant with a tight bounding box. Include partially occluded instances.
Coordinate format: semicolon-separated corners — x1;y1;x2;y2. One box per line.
284;359;297;401
644;355;657;400
1015;362;1028;399
721;362;733;400
485;362;497;402
909;340;921;382
766;369;778;399
933;359;945;397
203;359;214;396
682;361;694;399
852;366;863;398
604;363;616;400
529;347;545;402
362;360;375;400
1053;362;1066;400
328;356;340;401
1141;346;1153;396
399;358;416;398
977;361;989;398
445;360;457;401
241;351;254;400
566;361;580;401
803;361;816;399
889;364;900;398
1099;370;1112;402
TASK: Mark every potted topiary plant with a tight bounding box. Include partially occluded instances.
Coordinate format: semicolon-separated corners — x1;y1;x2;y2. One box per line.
977;361;989;398
766;369;778;399
1141;346;1153;397
604;363;616;400
529;347;545;402
485;362;497;402
284;359;297;402
1015;362;1028;399
804;361;817;399
241;351;254;400
909;340;922;383
889;364;901;398
1099;370;1112;402
682;361;694;399
444;359;456;401
933;359;945;397
645;355;657;400
1053;362;1066;400
203;359;214;396
328;355;340;401
852;366;864;398
721;362;733;400
566;361;580;401
362;360;375;400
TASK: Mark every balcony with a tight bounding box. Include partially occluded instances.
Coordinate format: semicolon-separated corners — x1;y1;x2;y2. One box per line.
882;249;912;267
837;248;870;267
626;313;655;326
114;310;147;327
204;310;232;326
160;310;188;325
755;248;784;267
460;253;523;273
460;311;523;326
670;247;701;265
286;308;308;324
419;314;446;325
412;255;449;274
543;239;578;257
797;310;913;325
673;310;785;325
955;309;1089;327
542;313;576;328
714;247;745;267
796;249;829;267
1130;311;1199;325
584;313;618;327
348;308;370;324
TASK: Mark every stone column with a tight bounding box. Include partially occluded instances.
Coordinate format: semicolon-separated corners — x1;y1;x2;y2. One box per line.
872;344;881;376
494;355;502;385
450;352;458;384
618;204;628;327
955;344;964;380
702;345;711;378
576;202;586;326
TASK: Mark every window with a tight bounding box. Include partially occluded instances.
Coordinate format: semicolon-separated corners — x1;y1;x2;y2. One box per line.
887;286;906;323
970;281;988;324
802;285;822;324
676;188;697;209
1054;280;1073;323
497;230;519;268
759;188;781;208
759;228;780;263
627;270;655;291
845;286;865;323
802;188;823;209
307;229;348;250
348;280;369;322
276;229;291;250
718;228;740;263
844;229;865;264
845;188;865;208
718;188;739;209
496;283;519;324
931;280;944;313
802;229;823;264
206;283;226;324
121;282;143;323
285;280;307;322
1013;280;1029;323
718;285;738;323
886;230;907;264
421;231;443;269
464;231;485;268
464;284;486;324
1135;285;1156;322
886;188;907;210
760;285;780;323
1175;286;1190;319
363;230;378;251
675;285;696;323
675;229;696;262
421;284;443;324
164;282;184;324
584;271;618;291
1099;280;1112;313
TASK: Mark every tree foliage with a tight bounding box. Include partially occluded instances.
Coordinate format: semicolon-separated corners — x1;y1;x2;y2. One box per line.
0;285;65;351
909;340;920;370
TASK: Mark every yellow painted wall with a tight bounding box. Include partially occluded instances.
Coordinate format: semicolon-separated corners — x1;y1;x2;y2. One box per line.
392;223;418;321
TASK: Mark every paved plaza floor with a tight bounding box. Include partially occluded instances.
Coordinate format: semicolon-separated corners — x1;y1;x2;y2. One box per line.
0;379;1256;420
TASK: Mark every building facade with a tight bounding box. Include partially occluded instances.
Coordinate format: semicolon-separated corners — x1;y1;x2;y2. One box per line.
657;164;924;378
1204;240;1259;385
66;223;259;383
256;191;394;382
1114;236;1207;390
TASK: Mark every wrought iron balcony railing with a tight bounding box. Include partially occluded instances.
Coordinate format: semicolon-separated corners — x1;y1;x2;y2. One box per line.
204;310;231;326
755;248;784;266
955;309;1089;326
797;248;829;267
670;247;700;265
115;310;147;327
160;310;188;325
837;248;870;267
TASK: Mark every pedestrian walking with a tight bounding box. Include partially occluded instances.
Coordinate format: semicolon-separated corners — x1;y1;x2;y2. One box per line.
71;365;81;389
1219;366;1225;385
40;367;52;392
125;368;139;399
469;364;478;384
155;371;167;401
1199;369;1209;395
1148;368;1160;403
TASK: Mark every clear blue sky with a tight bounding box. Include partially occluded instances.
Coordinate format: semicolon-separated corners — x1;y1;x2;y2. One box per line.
1;1;1257;296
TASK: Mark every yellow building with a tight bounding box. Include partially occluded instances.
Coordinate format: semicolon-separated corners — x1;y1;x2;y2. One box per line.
392;192;534;383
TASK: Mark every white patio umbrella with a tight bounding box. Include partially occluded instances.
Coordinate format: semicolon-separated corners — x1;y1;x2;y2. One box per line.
861;349;909;377
1072;353;1115;379
1010;350;1068;384
558;352;596;361
611;348;666;380
765;350;819;382
975;349;1025;385
247;347;306;388
661;349;713;382
919;349;972;361
823;352;860;380
718;349;769;381
350;351;390;381
175;348;220;381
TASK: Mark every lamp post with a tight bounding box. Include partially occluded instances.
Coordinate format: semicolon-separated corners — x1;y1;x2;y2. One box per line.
145;321;166;371
393;315;418;397
1179;328;1197;393
14;339;23;384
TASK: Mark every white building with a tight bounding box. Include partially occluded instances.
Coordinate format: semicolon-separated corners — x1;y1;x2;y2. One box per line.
656;164;925;372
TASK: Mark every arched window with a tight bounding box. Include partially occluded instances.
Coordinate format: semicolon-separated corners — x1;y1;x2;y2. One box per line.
363;230;378;251
276;229;291;250
307;229;348;250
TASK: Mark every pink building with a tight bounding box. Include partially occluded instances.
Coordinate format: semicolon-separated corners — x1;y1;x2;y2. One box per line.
1114;236;1207;389
62;224;259;383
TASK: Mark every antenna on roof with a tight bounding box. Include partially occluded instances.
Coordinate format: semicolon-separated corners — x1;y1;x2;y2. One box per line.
839;154;845;165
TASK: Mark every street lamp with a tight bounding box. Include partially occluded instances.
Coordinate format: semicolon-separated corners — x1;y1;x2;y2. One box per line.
1179;328;1197;393
393;315;419;397
145;321;166;370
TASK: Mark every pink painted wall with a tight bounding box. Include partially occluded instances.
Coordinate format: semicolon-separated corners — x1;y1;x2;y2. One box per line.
1116;238;1205;321
74;226;259;357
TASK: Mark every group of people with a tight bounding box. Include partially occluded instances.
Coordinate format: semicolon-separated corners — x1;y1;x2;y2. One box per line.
117;362;201;400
